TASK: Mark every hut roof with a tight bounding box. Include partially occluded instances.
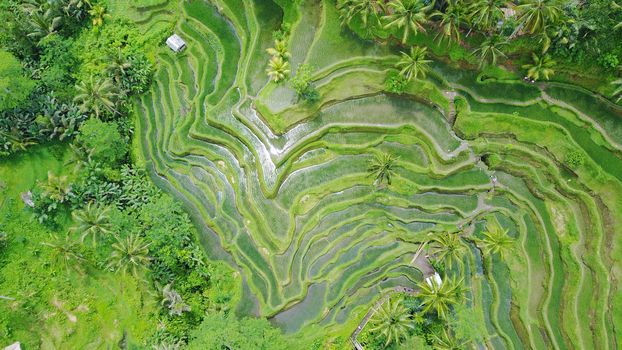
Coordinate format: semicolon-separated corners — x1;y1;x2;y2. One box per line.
166;34;186;52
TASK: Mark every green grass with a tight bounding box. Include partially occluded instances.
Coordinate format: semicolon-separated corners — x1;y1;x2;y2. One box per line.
0;146;157;348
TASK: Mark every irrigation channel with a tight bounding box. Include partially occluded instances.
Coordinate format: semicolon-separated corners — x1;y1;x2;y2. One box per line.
125;0;622;348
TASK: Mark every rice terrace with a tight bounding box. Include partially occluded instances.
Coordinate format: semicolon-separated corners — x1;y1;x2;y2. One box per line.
0;0;621;349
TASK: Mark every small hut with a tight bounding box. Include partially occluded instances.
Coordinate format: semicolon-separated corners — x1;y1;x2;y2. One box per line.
166;34;186;52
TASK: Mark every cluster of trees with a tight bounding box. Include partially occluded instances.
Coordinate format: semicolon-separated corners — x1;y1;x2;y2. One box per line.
0;0;152;158
266;25;320;102
360;218;515;348
362;157;516;349
337;0;622;97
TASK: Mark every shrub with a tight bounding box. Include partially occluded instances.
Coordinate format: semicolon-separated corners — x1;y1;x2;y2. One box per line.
0;50;35;112
565;150;585;169
385;70;409;94
598;52;620;71
76;118;127;166
290;64;319;102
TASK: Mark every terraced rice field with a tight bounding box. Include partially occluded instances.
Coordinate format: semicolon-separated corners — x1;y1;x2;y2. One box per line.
130;0;621;347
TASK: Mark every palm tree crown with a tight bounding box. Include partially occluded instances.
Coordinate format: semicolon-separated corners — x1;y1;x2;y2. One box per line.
517;0;562;34
266;56;291;83
266;39;291;60
477;222;515;260
432;0;466;43
368;298;414;347
40;171;72;203
42;234;86;274
417;275;465;319
108;234;151;277
74;77;118;117
468;0;505;32
473;34;508;67
70;202;113;245
522;52;555;81
337;0;381;28
105;49;132;84
368;152;398;186
395;46;432;81
383;0;432;43
430;232;466;270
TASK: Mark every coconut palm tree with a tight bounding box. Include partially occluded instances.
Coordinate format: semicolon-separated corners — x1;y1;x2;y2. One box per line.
104;49;132;85
161;284;191;316
432;0;466;43
383;0;433;44
432;328;469;350
467;0;504;32
108;234;151;277
266;39;291;60
429;232;466;271
395;46;432;81
337;0;382;28
74;77;118;117
477;222;514;260
368;298;414;347
42;234;86;274
368;152;398;186
516;0;562;34
612;79;622;103
70;202;113;245
417;275;465;319
522;52;555;81
40;171;72;203
472;34;508;67
266;56;291;83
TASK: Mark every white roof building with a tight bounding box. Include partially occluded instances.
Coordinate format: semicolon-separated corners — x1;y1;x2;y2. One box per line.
166;34;186;52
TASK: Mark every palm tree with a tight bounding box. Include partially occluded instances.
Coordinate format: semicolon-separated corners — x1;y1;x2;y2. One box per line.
161;284;191;316
368;298;414;347
266;39;291;60
104;49;132;84
40;171;72;203
108;234;151;277
432;0;465;43
368;152;398;186
432;328;469;350
88;4;107;27
516;0;562;34
522;52;555;81
266;56;290;82
70;203;113;245
417;275;465;319
472;34;508;67
337;0;381;28
383;0;433;44
74;77;118;117
429;232;466;271
42;234;86;274
395;46;432;81
612;79;622;103
477;222;514;260
467;0;504;32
